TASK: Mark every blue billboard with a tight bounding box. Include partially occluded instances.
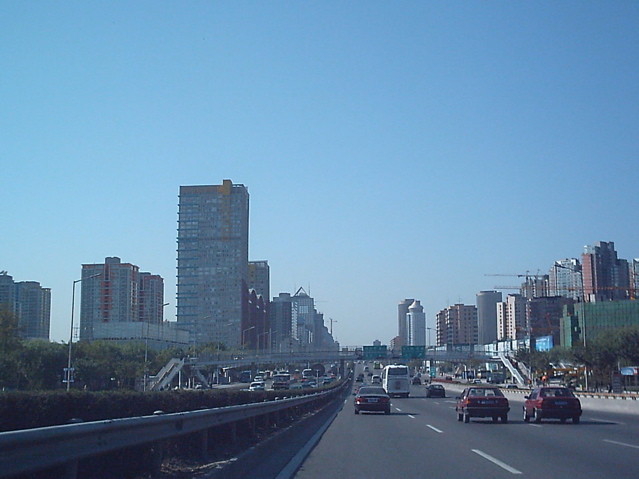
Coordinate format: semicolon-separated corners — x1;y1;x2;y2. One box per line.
535;335;554;351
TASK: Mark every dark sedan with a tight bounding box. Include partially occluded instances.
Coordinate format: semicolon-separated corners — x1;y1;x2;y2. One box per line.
425;383;446;398
524;386;582;424
354;386;391;415
456;386;509;423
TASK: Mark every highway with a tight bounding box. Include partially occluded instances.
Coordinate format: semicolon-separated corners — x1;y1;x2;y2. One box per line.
292;365;639;478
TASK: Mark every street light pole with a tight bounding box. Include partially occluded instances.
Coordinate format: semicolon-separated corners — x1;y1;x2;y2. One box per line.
242;326;255;349
66;272;101;391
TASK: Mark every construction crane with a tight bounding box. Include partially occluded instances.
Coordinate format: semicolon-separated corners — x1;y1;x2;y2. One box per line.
485;271;548;280
329;318;337;336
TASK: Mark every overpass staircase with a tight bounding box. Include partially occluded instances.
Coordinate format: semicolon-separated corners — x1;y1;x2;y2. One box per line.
148;358;184;391
497;352;526;385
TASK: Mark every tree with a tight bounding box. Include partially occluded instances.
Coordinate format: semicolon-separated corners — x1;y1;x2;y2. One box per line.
615;326;639;365
0;307;22;354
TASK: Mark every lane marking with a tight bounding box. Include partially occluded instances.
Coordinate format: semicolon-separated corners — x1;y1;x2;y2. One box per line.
472;449;522;475
604;439;639;450
408;414;416;419
590;417;623;425
527;424;543;428
395;408;402;412
427;424;443;433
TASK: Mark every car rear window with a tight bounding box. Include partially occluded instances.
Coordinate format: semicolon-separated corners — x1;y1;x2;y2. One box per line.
541;388;574;397
359;387;387;395
388;366;409;376
469;388;504;397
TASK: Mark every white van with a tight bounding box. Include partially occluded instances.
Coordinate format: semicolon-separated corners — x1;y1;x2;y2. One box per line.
381;365;410;397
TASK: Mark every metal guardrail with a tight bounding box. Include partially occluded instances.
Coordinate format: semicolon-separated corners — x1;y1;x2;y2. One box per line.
0;383;347;479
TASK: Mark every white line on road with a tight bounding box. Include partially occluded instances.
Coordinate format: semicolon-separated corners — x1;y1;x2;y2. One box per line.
427;425;443;433
472;449;522;475
408;414;416;419
590;417;623;425
395;408;402;412
604;439;639;450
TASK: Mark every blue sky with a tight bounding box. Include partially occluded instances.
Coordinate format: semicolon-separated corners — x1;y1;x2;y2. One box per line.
2;2;638;346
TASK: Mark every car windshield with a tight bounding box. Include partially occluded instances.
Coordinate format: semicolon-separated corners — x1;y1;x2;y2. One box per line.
430;384;443;389
359;387;387;395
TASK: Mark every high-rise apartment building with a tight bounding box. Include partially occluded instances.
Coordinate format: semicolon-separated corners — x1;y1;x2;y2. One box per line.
80;257;165;341
138;272;166;325
435;304;477;346
176;180;249;347
582;241;630;301
476;290;502;345
497;294;527;340
0;272;51;340
549;259;583;301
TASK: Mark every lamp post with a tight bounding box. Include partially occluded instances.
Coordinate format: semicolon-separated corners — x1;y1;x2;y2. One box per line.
242;326;255;350
66;272;101;391
426;327;433;350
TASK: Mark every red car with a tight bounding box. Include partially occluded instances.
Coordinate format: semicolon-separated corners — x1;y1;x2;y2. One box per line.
354;386;391;415
456;386;510;423
523;386;582;424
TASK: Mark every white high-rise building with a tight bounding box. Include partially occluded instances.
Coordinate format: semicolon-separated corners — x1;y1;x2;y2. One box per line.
397;299;414;348
407;300;426;346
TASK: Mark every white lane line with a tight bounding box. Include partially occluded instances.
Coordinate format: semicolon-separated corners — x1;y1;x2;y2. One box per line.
395;407;402;412
527;423;543;428
604;439;639;450
590;417;622;425
408;414;416;419
472;449;522;475
427;424;443;433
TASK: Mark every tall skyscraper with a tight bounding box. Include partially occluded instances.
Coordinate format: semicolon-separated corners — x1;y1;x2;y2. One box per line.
582;241;630;301
176;180;249;347
291;287;316;348
397;299;414;349
0;272;51;340
407;300;426;346
476;290;502;345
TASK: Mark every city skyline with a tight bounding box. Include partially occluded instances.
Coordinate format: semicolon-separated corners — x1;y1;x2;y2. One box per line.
2;3;638;347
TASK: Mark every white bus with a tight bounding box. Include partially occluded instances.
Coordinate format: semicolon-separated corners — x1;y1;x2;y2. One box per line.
381;364;411;397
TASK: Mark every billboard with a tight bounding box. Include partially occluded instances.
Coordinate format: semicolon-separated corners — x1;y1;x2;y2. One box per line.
535;335;554;352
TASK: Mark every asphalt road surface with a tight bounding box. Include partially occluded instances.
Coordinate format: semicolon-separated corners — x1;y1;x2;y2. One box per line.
293;376;639;478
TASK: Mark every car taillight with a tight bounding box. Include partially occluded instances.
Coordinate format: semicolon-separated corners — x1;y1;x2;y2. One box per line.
380;397;390;403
